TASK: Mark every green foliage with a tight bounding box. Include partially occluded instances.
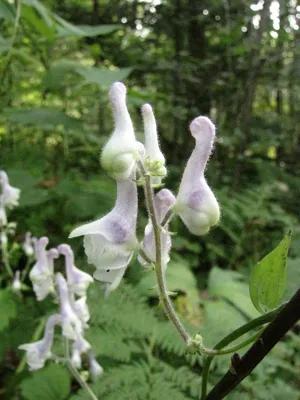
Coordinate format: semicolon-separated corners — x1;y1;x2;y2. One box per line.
20;364;70;400
0;289;17;331
249;231;291;314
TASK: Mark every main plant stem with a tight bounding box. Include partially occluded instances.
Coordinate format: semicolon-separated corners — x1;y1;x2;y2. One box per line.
64;338;99;400
142;167;190;344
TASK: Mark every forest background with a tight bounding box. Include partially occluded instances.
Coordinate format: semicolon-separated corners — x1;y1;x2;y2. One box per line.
0;0;300;399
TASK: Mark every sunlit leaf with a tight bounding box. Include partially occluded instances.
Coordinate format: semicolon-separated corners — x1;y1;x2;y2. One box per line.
75;66;132;88
249;231;291;314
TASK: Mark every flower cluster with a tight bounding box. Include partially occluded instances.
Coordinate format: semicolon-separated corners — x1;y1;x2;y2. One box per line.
69;82;220;295
19;238;102;377
0;170;20;246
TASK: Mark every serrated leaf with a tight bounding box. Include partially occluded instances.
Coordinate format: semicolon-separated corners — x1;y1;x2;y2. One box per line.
0;289;17;331
20;364;70;400
249;231;291;314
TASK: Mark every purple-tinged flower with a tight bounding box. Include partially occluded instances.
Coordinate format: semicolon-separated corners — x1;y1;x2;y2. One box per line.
141;104;166;183
89;353;104;379
29;237;56;301
138;189;175;268
56;274;83;339
22;232;34;257
12;270;22;292
69;178;138;296
101;82;139;180
0;171;20;209
19;314;61;370
58;244;93;296
174;117;220;235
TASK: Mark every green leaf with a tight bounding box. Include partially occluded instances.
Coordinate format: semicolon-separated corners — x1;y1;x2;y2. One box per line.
20;364;70;400
0;0;15;21
57;23;119;38
0;289;17;331
208;267;259;318
249;231;291;314
75;66;132;88
2;108;83;131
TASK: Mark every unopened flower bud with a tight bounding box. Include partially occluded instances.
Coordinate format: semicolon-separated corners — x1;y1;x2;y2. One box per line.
0;170;20;209
141;104;166;184
89;353;104;379
23;232;34;257
0;196;7;227
101;82;139;180
12;270;22;292
174;117;220;235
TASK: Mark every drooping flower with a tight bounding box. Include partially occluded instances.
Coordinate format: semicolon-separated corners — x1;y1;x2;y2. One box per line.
72;296;90;326
19;314;61;370
56;274;83;340
141;104;167;184
0;196;7;227
12;270;22;293
138;189;175;268
29;237;56;301
101;82;139;180
174;116;220;235
69;178;138;296
71;347;82;369
89;353;104;379
0;170;20;209
22;232;34;257
58;244;93;296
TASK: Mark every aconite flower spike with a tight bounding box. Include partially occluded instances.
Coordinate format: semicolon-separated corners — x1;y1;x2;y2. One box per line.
174;116;220;236
101;82;139;180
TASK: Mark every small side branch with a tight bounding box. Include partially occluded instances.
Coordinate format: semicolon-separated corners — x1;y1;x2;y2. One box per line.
205;289;300;400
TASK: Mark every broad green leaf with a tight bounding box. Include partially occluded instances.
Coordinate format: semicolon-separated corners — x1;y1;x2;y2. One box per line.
42;60;81;91
0;0;15;21
249;231;291;314
2;108;83;131
21;4;56;40
208;267;259;318
20;364;70;400
0;289;17;331
75;66;132;88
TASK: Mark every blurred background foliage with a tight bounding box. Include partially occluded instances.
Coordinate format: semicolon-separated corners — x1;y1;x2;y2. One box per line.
0;0;300;399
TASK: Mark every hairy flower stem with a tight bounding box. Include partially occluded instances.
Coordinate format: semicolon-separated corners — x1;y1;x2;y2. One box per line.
64;338;99;400
200;304;285;399
140;162;190;344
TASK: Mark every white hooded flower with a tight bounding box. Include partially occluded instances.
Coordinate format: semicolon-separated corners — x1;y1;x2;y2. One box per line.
69;178;138;296
174;117;220;235
138;189;175;268
58;244;93;296
89;353;104;379
0;171;20;209
71;347;82;369
56;274;83;340
22;232;34;257
19;314;61;371
73;296;90;326
141;104;167;184
101;82;139;180
12;270;22;292
0;196;7;227
29;238;57;301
